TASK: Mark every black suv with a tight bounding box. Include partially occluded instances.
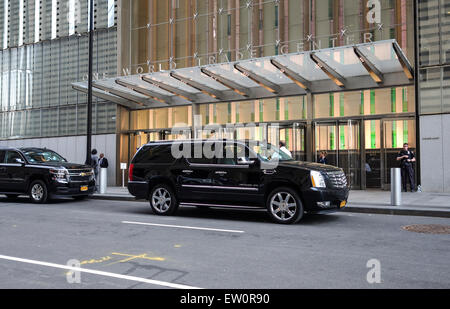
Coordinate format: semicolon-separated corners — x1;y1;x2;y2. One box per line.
128;140;349;224
0;147;95;203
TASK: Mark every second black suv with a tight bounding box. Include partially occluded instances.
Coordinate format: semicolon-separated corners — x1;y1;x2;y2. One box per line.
128;140;349;224
0;147;95;203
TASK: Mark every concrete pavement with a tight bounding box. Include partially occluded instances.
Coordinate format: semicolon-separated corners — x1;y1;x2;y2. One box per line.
92;187;450;218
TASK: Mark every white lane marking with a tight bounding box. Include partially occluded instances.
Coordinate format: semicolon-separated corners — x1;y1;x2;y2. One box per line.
0;254;201;289
122;221;245;234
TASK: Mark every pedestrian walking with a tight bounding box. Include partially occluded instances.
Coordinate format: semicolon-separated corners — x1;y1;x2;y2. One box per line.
396;143;416;192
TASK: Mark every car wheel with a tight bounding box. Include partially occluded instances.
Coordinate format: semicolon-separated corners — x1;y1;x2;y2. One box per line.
5;194;19;199
149;184;178;216
29;180;48;204
266;187;304;224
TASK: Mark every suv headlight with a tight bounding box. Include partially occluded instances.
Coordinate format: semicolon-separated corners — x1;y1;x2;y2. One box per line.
310;170;326;188
50;168;69;183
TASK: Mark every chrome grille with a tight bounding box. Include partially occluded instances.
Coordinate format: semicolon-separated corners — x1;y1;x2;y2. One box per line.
68;169;94;182
326;171;348;189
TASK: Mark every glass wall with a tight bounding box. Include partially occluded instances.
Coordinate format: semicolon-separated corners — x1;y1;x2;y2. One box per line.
418;0;450;114
315;86;415;118
0;28;118;139
121;0;415;73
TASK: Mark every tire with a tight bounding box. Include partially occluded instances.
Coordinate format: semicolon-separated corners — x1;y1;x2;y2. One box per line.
266;187;304;224
29;180;48;204
149;184;178;216
5;194;19;199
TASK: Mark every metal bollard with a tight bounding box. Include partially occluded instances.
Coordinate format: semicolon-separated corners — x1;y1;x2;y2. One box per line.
99;168;108;194
390;168;402;206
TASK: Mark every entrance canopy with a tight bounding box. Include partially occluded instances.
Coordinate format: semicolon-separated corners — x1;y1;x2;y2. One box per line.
72;39;414;110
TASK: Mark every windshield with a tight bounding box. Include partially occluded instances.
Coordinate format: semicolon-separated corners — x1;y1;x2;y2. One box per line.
22;149;67;163
249;142;293;162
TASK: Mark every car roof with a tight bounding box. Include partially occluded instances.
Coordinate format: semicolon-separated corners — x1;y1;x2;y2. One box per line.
0;146;20;151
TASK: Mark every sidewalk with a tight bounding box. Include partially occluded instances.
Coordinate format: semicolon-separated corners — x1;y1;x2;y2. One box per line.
92;187;450;218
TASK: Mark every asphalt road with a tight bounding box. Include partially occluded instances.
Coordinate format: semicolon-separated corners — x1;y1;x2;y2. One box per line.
0;196;449;289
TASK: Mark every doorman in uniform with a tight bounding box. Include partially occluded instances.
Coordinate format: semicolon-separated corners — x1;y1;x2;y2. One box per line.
396;143;416;192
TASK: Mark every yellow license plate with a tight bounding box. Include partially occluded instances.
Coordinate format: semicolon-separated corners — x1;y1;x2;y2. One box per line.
340;201;347;208
80;186;88;192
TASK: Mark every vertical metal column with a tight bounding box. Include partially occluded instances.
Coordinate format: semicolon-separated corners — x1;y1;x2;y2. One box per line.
391;168;402;206
86;0;94;166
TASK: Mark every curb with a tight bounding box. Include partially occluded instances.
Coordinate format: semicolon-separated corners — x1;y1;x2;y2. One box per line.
90;194;142;202
342;205;450;218
91;194;450;219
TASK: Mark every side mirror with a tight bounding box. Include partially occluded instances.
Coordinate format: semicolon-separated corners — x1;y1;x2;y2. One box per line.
15;158;25;164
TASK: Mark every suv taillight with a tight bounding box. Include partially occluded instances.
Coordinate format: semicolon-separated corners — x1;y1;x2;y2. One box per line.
129;163;134;181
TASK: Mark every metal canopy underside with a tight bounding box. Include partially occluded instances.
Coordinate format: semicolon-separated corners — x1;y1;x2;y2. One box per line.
72;40;414;110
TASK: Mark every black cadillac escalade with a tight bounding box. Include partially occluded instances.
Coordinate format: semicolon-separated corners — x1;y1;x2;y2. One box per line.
128;139;349;224
0;147;95;203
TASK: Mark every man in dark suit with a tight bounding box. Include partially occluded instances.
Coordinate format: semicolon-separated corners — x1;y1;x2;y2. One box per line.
99;153;109;168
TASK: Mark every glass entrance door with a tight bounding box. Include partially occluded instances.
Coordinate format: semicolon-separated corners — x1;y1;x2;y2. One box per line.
268;123;306;161
363;118;416;189
315;120;361;189
382;119;416;190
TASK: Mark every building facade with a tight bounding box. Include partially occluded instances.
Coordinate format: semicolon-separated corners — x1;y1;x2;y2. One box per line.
0;0;448;192
0;0;118;185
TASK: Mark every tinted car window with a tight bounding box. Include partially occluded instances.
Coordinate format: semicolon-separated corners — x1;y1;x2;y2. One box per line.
217;143;249;165
0;151;5;163
5;151;23;163
133;145;175;164
187;142;216;165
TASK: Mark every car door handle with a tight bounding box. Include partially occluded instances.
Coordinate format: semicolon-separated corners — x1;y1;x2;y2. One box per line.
215;171;227;175
263;169;276;175
182;170;193;174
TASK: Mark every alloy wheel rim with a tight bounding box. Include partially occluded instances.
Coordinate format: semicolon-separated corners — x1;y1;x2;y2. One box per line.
270;192;297;221
31;184;44;201
151;188;172;213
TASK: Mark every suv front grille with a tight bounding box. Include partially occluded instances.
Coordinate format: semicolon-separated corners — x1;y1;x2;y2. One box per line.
326;171;348;189
68;169;94;182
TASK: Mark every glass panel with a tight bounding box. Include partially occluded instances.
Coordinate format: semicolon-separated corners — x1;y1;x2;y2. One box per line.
383;119;416;189
338;120;360;189
419;67;442;114
315;124;337;166
238;59;293;85
357;41;403;74
278;53;329;81
174;67;229;91
418;0;440;66
444;66;450;112
206;63;259;88
314;48;367;77
365;120;382;188
441;0;450;64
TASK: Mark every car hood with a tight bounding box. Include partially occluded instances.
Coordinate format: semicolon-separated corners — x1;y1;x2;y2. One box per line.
27;162;92;170
278;160;343;173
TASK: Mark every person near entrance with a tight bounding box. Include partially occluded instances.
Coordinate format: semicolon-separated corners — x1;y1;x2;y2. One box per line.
318;151;328;164
99;153;109;168
279;141;292;158
90;149;100;192
396;143;416;192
